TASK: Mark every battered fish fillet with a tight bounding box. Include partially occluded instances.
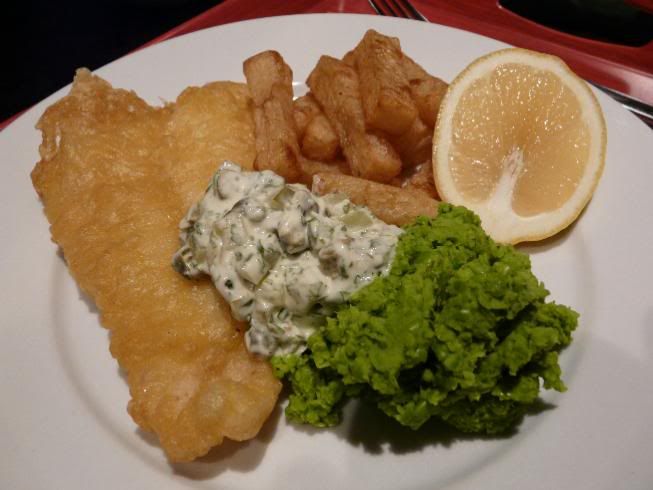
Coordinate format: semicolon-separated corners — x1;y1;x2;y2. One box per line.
31;69;281;462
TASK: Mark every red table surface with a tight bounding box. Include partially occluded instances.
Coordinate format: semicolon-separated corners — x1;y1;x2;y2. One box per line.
144;0;652;104
4;0;652;130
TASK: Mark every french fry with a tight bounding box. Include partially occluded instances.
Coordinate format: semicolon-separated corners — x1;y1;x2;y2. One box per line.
293;94;322;138
403;161;439;200
312;173;438;226
302;113;340;161
298;159;348;186
307;55;402;183
293;93;340;162
400;54;448;128
387;116;432;167
243;51;302;182
352;30;418;135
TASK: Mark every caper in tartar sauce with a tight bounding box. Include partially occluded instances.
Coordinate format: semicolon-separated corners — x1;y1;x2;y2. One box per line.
173;162;402;357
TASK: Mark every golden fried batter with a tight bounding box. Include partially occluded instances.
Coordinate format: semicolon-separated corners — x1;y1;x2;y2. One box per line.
31;69;281;462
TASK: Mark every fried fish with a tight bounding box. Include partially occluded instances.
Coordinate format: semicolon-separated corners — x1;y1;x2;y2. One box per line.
31;69;281;462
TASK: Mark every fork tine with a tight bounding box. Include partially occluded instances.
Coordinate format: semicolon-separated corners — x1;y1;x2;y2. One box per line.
368;0;403;18
381;0;404;18
388;0;413;18
368;0;385;16
369;0;428;21
397;0;428;21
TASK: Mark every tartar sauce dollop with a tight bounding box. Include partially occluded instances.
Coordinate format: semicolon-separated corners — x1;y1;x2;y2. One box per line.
173;162;402;357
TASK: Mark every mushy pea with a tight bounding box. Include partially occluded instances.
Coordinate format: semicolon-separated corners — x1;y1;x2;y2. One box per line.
272;204;578;433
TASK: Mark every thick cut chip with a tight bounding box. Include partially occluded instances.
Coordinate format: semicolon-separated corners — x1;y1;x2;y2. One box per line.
402;161;439;199
351;30;418;135
400;54;448;128
307;55;402;183
293;94;340;161
312;173;438;226
387;116;432;167
302;112;340;161
299;158;349;185
243;50;303;182
31;69;281;462
293;94;324;137
245;50;341;185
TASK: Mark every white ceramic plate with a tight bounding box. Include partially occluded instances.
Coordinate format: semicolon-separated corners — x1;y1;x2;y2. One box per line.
2;14;652;490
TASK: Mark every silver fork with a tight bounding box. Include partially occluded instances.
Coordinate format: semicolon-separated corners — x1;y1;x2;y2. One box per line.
368;0;653;126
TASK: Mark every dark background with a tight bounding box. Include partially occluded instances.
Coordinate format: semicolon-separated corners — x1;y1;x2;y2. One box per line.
3;0;222;122
4;0;652;124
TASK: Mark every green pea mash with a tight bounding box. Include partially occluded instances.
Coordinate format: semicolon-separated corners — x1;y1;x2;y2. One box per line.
272;204;578;434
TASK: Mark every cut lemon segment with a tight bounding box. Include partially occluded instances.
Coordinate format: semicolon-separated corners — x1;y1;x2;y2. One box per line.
433;48;606;244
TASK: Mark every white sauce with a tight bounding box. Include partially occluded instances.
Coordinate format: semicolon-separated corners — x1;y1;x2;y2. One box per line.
173;162;401;357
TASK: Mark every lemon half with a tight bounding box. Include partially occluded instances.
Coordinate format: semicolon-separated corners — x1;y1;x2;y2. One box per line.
433;48;606;244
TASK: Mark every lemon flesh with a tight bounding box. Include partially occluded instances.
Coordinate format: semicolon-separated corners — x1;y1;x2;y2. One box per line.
434;49;606;243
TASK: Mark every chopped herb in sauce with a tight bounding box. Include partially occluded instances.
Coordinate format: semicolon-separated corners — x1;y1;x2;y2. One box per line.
173;162;402;356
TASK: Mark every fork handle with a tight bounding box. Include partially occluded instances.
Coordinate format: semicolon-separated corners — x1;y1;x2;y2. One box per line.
589;82;653;127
